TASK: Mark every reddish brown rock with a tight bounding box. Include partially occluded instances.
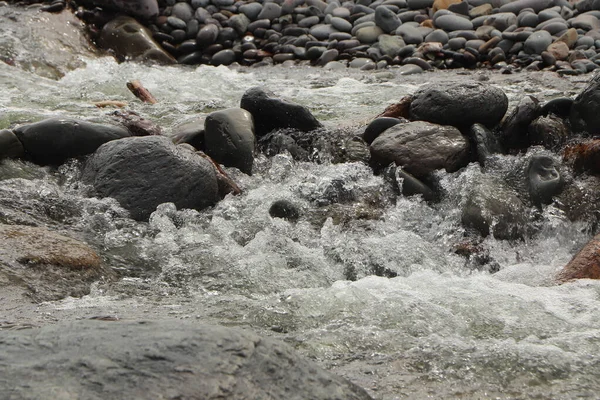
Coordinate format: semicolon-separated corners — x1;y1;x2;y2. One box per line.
432;0;463;13
556;234;600;282
377;96;413;119
547;41;569;61
563;139;600;174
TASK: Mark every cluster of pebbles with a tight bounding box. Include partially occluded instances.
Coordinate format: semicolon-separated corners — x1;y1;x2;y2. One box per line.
52;0;600;74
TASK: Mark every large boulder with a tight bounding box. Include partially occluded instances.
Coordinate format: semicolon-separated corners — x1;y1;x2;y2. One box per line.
91;0;159;20
99;16;176;64
556;234;600;282
0;130;24;160
82;136;219;221
369;121;470;177
240;87;322;137
570;72;600;135
13;118;130;166
0;320;373;400
0;224;114;302
204;108;255;175
409;82;508;129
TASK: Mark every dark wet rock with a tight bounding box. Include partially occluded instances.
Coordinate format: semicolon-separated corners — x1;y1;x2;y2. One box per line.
99;16;176;64
257;2;282;21
526;154;564;207
469;123;501;167
240;87;322;138
391;165;438;201
556;233;600;282
570;72;600;135
0;320;373;400
343;136;371;163
210;49;237;66
498;95;540;151
196;24;220;48
204;108;255;175
396;24;423;45
82;136;219;221
0;224;114;302
0;130;24;160
13;118;130;166
483;13;517;31
528;114;569;150
369;121;470;177
409;81;508;129
564;139;600;175
269;199;301;221
462;177;527;240
91;0;159;20
171;116;206;151
363;117;405;144
540;97;573;118
240;3;263;20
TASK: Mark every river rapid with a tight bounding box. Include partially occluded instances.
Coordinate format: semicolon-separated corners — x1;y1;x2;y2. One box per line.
2;36;600;398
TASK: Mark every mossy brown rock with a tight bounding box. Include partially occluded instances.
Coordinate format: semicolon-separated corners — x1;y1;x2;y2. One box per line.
0;224;114;301
99;16;176;64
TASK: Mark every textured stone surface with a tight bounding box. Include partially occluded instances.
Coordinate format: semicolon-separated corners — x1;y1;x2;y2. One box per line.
82;136;219;221
0;320;373;400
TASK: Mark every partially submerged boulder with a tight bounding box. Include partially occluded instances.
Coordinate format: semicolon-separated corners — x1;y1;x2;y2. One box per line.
82;136;219;221
0;319;373;400
13;118;130;166
240;87;322;137
0;224;114;301
369;120;470;177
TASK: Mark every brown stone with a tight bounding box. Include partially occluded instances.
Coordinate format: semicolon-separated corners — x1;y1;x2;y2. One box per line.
377;95;413;119
556;234;600;282
547;41;570;60
0;224;114;301
469;3;493;18
421;19;434;28
563;139;600;174
556;28;579;48
432;0;463;13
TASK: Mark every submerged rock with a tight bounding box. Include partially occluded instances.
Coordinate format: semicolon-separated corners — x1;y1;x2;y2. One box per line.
0;224;114;301
409;81;508;129
13;118;130;166
82;136;219;221
0;320;373;400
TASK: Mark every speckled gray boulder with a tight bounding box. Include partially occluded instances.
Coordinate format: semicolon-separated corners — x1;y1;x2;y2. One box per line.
409;81;508;128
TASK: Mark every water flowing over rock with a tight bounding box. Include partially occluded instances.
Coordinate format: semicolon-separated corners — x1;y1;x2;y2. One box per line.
369;120;470;177
13;118;130;166
0;320;373;400
409;82;508;128
82;136;219;221
570;72;600;135
240;87;322;137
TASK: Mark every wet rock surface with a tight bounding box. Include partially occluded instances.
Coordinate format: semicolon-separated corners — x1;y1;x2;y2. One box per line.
0;224;114;302
0;319;373;400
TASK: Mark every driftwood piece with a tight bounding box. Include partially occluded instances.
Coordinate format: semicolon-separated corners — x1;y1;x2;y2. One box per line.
94;100;128;108
197;151;242;197
110;110;162;136
126;80;158;104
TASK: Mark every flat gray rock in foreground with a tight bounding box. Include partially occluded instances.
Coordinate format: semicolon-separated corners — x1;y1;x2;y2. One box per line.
0;320;373;400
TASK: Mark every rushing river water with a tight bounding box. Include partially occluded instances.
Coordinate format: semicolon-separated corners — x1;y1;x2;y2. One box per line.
2;47;600;399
